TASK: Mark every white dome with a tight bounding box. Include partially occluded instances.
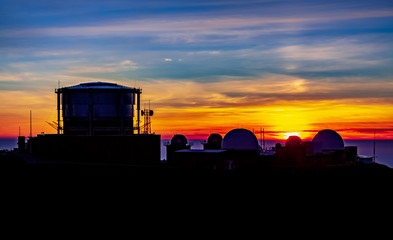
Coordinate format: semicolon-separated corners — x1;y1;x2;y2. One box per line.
222;129;259;151
312;129;344;151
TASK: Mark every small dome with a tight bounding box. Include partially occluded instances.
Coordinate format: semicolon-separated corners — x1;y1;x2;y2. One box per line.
222;129;259;151
312;129;344;151
171;134;188;146
207;133;222;145
285;136;303;148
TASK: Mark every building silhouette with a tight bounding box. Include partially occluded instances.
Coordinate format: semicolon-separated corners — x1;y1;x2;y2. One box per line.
26;82;160;165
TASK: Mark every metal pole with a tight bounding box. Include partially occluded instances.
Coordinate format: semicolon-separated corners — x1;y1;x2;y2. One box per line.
30;110;32;138
137;89;141;134
57;89;61;134
259;127;262;150
373;129;376;163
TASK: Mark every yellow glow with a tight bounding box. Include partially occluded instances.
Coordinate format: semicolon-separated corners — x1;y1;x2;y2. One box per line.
1;76;393;140
282;132;301;140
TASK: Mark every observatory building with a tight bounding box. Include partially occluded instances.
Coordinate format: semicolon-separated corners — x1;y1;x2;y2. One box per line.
222;128;262;169
285;136;303;148
166;129;264;170
56;82;141;136
275;129;357;167
222;129;259;151
312;129;345;153
203;133;222;150
25;82;160;165
275;135;307;167
164;128;359;170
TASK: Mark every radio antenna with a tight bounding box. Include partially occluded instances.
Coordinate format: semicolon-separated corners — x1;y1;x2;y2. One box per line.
373;129;376;163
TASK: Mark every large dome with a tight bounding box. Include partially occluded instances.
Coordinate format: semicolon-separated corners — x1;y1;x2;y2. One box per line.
222;129;259;151
312;129;344;151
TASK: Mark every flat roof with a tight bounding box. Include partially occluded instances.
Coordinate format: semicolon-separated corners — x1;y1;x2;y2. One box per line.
59;82;138;91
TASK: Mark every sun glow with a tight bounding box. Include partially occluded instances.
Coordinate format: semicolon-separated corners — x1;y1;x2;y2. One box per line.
282;132;301;140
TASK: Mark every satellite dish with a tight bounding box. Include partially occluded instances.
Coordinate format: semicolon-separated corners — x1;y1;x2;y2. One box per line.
141;110;144;116
149;110;154;116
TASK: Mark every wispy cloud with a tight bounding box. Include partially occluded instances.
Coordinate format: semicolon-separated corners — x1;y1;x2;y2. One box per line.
3;7;392;39
139;75;393;109
66;60;139;73
32;50;82;57
271;42;377;61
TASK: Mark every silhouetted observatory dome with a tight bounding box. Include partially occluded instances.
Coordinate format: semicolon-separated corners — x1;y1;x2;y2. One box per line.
285;136;303;148
312;129;344;151
171;134;188;146
208;133;222;145
222;129;259;151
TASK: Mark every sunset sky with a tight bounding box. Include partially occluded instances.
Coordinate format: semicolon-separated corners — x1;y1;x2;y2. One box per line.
1;0;393;140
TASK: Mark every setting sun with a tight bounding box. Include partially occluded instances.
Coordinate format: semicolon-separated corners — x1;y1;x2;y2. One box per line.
282;132;301;140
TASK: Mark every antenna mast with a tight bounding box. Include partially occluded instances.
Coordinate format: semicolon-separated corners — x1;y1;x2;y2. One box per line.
142;100;153;134
259;127;262;150
57;85;61;134
373;129;376;163
30;110;32;138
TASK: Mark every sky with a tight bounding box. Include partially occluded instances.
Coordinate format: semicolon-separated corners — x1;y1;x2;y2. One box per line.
1;0;393;140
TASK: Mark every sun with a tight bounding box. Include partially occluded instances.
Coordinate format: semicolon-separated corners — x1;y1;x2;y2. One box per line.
282;132;301;139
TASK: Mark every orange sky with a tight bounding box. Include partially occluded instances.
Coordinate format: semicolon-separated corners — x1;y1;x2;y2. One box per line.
2;1;393;141
1;77;392;140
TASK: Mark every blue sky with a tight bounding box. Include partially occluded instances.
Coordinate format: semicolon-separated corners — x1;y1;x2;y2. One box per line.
2;0;393;85
1;0;393;138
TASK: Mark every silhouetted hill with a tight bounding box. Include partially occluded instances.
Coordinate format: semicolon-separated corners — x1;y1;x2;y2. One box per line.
2;152;392;185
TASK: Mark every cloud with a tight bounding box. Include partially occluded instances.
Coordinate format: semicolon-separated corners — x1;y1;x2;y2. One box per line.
221;77;393;103
0;73;33;82
33;50;82;57
138;75;393;110
187;51;221;55
3;7;392;39
270;40;383;61
66;60;139;73
1;72;392;138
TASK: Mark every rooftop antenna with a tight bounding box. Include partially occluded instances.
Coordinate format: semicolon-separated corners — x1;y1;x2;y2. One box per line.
259;127;262;150
30;110;32;138
263;128;265;151
56;83;61;134
19;126;20;137
373;129;376;163
142;100;153;134
149;100;151;134
137;88;141;134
